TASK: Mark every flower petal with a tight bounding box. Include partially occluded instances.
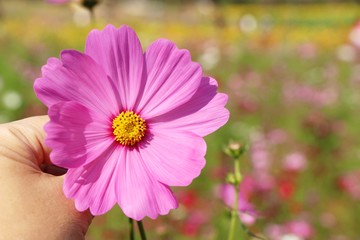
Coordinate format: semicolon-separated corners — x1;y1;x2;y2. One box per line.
85;25;145;110
116;147;178;220
34;50;120;116
45;101;113;168
64;144;120;215
150;77;229;137
219;184;257;215
138;129;206;186
137;39;202;118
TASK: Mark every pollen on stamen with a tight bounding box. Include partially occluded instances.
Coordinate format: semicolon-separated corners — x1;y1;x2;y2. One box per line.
112;111;146;146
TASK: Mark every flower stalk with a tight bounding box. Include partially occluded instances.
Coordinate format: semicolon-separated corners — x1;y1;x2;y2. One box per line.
224;141;247;240
227;156;241;240
137;220;147;240
129;218;134;240
128;218;147;240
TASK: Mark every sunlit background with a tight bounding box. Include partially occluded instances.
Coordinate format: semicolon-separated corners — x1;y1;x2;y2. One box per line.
1;0;360;239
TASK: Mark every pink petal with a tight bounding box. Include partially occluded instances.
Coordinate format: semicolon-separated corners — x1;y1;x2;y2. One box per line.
45;101;113;168
137;39;202;118
41;57;62;74
34;50;120;116
239;212;257;226
150;77;229;137
219;184;235;207
116;148;178;220
64;144;120;215
85;25;145;110
138;129;206;186
219;184;257;215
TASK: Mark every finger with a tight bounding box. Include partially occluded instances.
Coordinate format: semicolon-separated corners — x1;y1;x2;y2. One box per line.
0;116;52;166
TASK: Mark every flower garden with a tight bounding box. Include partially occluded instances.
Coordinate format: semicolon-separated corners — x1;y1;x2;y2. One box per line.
1;1;360;239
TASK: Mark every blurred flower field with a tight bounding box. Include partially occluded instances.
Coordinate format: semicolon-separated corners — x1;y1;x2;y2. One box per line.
1;1;360;239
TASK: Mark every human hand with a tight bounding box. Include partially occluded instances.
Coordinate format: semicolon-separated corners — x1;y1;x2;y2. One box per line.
0;116;93;240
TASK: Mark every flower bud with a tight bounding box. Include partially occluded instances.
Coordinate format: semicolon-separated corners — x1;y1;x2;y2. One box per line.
226;173;236;185
225;172;242;185
224;140;249;159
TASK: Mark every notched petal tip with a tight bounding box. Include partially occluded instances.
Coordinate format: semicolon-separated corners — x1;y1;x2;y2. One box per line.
119;24;137;32
130;201;179;221
87;24;137;40
33;77;44;93
60;49;85;64
147;38;195;64
87;24;115;35
139;39;203;117
207;76;219;87
123;200;179;221
40;57;62;76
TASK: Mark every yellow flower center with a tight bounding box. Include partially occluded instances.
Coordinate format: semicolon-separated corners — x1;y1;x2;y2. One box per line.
112;111;146;146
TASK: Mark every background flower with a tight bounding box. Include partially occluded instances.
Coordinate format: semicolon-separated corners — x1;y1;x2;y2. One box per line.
218;176;257;226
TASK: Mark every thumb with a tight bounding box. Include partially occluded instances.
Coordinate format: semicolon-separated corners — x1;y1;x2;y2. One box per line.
1;115;52;166
42;173;94;237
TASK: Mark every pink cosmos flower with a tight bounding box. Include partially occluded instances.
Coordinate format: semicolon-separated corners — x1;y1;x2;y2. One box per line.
219;176;257;225
265;220;313;240
337;170;360;200
34;25;229;220
286;220;313;239
282;152;307;172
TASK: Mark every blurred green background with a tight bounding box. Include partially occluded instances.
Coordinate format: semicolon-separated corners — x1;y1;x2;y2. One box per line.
1;0;360;239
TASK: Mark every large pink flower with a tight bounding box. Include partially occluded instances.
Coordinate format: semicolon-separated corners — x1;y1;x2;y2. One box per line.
34;25;229;220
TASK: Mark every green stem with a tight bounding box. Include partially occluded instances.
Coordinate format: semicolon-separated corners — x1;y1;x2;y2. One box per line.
227;157;241;240
234;159;241;183
129;218;134;240
228;209;237;240
137;220;147;240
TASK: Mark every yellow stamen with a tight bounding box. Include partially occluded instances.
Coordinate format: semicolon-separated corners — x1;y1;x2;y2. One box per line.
112;111;146;146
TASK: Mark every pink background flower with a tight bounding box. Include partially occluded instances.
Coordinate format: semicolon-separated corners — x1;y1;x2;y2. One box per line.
218;176;257;225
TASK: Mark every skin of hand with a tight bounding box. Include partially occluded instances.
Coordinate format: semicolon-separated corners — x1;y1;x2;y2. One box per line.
0;116;93;240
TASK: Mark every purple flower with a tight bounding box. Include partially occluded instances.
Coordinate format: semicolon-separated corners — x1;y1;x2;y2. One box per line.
34;25;229;220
